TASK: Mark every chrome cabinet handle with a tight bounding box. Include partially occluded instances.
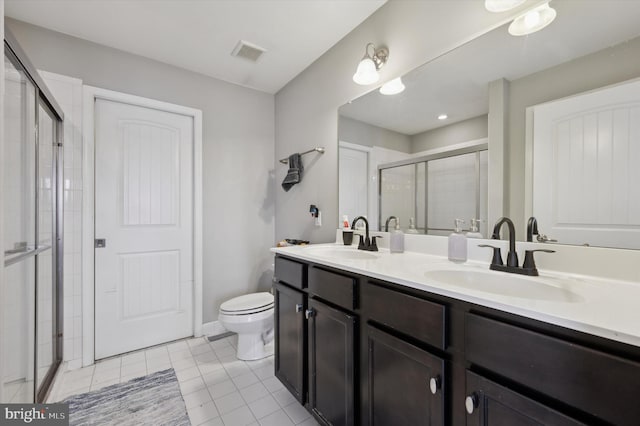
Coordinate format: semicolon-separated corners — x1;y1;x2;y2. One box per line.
429;376;441;395
465;393;479;414
295;303;303;313
305;309;314;319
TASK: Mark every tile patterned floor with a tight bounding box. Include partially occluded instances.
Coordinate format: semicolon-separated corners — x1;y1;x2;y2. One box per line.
49;335;319;426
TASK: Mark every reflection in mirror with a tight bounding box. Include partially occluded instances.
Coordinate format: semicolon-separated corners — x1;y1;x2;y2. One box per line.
377;145;488;237
380;163;415;232
338;1;640;249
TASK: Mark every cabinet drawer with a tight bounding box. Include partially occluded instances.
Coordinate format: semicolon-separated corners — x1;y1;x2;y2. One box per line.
362;283;446;350
275;256;306;289
308;266;356;310
466;313;640;426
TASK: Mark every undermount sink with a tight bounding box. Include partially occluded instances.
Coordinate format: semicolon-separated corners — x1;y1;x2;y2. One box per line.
304;246;379;260
424;269;584;303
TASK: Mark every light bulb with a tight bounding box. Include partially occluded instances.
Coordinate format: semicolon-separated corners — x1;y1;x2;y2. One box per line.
524;10;541;28
379;77;405;95
353;57;379;85
508;2;557;36
438;114;448;120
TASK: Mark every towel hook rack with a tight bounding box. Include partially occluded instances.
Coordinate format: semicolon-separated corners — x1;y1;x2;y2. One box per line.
279;147;325;164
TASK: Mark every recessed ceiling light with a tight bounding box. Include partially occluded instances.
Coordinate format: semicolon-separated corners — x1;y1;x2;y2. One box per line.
484;0;526;13
438;114;448;120
379;77;405;95
508;2;557;36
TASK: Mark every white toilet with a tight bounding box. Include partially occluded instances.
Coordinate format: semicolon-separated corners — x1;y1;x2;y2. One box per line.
218;292;275;361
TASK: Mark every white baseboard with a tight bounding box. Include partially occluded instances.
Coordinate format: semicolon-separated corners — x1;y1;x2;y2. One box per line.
202;321;227;337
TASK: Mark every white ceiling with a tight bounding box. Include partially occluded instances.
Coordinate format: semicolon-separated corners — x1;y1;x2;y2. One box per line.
5;0;386;94
339;1;640;135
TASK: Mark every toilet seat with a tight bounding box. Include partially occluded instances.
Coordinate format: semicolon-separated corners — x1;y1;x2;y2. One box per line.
220;292;274;316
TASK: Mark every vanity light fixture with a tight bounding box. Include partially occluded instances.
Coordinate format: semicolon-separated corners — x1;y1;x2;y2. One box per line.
379;77;405;95
484;0;526;13
353;43;389;85
438;114;448;120
508;2;557;36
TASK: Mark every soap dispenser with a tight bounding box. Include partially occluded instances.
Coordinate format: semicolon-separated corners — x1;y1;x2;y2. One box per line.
467;219;483;239
390;219;404;253
406;217;420;234
448;219;467;263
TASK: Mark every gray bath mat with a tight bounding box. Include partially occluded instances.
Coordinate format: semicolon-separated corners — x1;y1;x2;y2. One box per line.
63;369;189;426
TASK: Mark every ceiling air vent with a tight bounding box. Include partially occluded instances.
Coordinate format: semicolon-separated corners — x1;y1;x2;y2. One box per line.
231;40;267;62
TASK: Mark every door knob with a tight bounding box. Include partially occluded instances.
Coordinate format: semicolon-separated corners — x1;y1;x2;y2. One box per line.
295;303;303;313
465;393;479;414
429;376;441;394
305;309;314;319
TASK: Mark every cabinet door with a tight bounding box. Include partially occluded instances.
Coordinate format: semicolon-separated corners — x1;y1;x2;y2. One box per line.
307;298;356;426
366;325;445;426
274;283;306;403
465;371;585;426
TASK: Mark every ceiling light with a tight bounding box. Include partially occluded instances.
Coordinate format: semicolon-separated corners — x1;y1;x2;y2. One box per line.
379;77;405;95
508;2;557;36
438;114;448;120
353;43;389;85
484;0;526;13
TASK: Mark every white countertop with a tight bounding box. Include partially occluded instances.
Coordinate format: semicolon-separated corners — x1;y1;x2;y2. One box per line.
271;243;640;348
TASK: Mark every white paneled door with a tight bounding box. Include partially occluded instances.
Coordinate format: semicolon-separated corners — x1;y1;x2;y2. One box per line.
94;99;194;359
532;78;640;249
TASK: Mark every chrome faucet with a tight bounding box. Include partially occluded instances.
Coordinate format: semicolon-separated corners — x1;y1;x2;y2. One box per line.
351;216;381;251
479;216;555;276
384;216;398;232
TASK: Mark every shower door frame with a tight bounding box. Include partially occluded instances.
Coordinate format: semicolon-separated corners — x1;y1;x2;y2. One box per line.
4;28;65;403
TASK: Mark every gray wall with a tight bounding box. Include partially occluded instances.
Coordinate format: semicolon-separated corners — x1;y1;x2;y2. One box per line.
338;116;411;153
507;35;640;234
6;18;275;323
274;1;526;243
410;115;488;153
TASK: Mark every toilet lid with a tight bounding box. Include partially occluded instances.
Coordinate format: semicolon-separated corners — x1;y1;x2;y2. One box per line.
220;292;274;315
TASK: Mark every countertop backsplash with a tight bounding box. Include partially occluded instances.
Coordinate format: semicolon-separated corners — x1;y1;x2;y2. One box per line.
336;229;640;284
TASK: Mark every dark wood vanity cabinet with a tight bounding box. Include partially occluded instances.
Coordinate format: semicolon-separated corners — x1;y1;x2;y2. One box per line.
464;371;585;426
273;254;640;426
274;282;306;403
274;257;358;425
465;313;640;426
307;298;356;426
365;325;445;425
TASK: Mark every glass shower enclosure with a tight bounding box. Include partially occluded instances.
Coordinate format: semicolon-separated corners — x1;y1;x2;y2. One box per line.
2;31;64;403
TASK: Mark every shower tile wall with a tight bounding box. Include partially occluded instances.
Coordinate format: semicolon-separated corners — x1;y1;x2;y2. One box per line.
41;71;83;369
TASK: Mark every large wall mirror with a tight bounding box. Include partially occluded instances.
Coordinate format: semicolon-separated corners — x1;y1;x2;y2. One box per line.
338;1;640;249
